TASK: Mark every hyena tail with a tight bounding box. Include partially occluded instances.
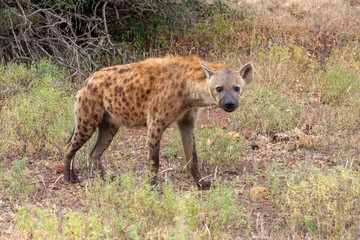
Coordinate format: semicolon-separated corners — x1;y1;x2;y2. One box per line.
67;128;75;144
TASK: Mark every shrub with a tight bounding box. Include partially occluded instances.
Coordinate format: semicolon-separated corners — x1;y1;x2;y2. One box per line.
0;60;74;156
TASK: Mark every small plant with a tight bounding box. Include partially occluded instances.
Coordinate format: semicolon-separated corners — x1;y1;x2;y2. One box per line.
319;61;360;105
196;126;246;167
0;60;74;156
285;165;360;238
2;158;36;202
233;85;306;134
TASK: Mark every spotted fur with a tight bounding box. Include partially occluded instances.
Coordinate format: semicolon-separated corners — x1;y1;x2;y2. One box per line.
64;55;254;189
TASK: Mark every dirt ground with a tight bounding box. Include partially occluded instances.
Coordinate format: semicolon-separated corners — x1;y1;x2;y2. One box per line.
1;105;350;238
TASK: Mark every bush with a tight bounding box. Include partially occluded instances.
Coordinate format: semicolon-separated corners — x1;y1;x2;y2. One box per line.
0;60;74;156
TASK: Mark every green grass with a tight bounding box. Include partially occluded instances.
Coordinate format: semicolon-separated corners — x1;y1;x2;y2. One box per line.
285;165;360;238
0;60;74;156
233;85;307;134
14;173;248;239
2;1;360;239
1;158;38;202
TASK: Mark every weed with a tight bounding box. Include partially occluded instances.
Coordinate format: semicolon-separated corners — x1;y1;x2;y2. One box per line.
14;173;250;239
1;158;36;202
196;126;246;167
233;85;306;134
0;60;74;156
285;165;360;238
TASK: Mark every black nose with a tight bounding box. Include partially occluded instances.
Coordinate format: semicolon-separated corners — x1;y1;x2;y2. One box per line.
224;101;235;110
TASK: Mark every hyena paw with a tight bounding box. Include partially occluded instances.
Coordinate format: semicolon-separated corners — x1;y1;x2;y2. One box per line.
197;180;211;190
64;170;79;183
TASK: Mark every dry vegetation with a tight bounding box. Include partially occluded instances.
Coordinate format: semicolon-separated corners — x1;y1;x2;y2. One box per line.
1;0;360;239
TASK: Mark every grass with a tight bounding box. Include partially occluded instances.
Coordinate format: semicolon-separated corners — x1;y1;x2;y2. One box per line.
1;0;360;239
0;60;74;156
13;174;249;239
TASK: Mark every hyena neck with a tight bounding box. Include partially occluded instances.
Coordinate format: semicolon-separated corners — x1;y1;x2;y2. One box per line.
186;80;216;108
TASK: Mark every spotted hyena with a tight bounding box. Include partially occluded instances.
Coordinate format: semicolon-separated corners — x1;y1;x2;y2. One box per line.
64;55;253;189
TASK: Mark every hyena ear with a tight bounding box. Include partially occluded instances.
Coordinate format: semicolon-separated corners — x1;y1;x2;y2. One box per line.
239;62;254;84
200;61;214;83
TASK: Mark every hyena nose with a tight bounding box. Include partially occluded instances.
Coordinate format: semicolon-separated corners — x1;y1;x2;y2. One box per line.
224;100;235;110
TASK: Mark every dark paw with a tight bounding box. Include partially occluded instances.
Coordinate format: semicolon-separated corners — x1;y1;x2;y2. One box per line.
197;180;211;190
64;171;79;183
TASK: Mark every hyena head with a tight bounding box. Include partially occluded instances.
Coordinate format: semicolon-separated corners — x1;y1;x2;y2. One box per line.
200;61;254;112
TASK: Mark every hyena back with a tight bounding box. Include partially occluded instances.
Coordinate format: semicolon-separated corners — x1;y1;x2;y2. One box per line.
64;55;253;189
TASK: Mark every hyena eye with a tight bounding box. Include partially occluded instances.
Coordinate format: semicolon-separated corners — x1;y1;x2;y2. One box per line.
216;87;223;93
234;86;240;92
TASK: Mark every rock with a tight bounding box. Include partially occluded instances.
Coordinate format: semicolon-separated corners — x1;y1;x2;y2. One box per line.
80;180;89;188
297;135;315;148
244;131;252;139
229;131;241;142
251;142;260;150
54;165;65;174
271;132;290;143
250;187;269;199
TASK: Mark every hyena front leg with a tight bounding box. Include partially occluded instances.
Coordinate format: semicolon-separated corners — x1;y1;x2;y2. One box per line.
177;108;211;190
147;119;167;187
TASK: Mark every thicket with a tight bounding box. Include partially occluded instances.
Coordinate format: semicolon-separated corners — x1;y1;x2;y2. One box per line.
0;0;239;78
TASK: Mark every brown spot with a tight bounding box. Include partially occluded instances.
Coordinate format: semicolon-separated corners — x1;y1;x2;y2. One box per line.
151;133;155;138
83;105;89;114
146;89;151;94
157;128;161;133
149;76;155;81
153;107;157;113
177;90;183;97
180;83;185;88
118;68;129;74
136;102;141;107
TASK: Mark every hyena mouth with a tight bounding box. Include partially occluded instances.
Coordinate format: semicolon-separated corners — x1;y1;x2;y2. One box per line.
223;107;236;113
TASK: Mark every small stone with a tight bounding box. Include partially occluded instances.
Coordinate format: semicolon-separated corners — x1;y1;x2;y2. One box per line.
250;187;269;199
297;135;315;148
244;131;252;139
272;132;290;143
80;180;88;187
54;165;65;174
251;142;260;150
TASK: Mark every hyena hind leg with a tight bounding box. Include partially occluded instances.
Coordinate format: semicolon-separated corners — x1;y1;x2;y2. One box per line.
64;126;97;183
89;121;118;179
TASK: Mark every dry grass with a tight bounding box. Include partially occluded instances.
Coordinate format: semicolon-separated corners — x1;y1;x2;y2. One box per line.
1;0;360;239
